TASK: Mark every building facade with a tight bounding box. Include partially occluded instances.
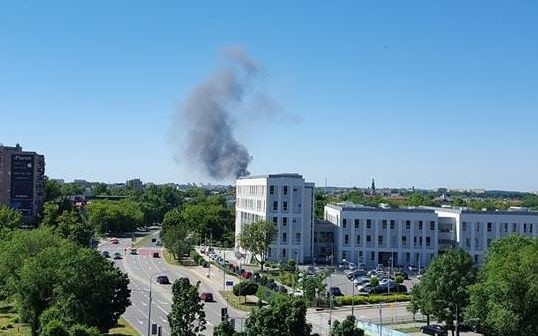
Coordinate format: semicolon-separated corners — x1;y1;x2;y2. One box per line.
235;174;314;263
322;203;538;268
324;204;439;268
0;144;45;223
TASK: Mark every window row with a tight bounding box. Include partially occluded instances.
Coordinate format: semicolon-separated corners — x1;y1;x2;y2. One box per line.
342;218;436;231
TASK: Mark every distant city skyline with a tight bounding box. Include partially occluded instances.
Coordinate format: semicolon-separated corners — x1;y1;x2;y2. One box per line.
1;1;537;191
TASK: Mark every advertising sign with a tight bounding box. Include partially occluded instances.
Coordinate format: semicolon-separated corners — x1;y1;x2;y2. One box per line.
10;154;34;215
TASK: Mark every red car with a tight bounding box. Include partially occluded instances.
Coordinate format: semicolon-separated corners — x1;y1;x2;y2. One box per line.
200;292;213;302
242;271;253;279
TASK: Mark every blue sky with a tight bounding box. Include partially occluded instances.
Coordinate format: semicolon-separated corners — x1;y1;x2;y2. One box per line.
1;1;537;191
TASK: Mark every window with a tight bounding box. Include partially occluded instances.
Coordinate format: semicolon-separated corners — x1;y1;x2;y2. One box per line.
462;222;467;231
476;222;480;232
343;219;347;228
356;235;361;244
283;217;287;226
273;201;278;211
513;223;517;232
371;251;375;261
430;221;435;230
366;219;372;229
418;221;423;230
402;236;407;244
504;223;508;232
405;220;411;229
419;237;423;246
272;217;278;224
283;201;288;211
283;186;288;195
530;224;534;233
487;222;492;232
366;235;371;242
426;237;431;246
282;249;286;258
295;233;301;242
390;220;395;230
382;220;387;229
270;186;274;195
282;233;287;242
342;251;347;260
474;238;478;249
354;219;359;229
344;234;349;244
414;237;417;246
466;238;470;248
524;223;527;233
378;235;383;245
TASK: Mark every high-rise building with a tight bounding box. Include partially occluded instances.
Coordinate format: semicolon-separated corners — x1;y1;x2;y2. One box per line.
0;144;45;223
235;174;315;263
126;178;143;191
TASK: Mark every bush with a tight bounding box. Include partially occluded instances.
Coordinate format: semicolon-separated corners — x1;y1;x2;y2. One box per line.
287;258;296;267
232;282;258;297
335;293;410;306
41;320;70;336
70;324;101;336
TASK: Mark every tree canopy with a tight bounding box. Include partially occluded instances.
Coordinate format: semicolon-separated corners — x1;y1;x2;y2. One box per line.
244;297;312;336
0;204;23;233
330;315;364;336
168;279;206;336
238;220;277;271
467;235;538;336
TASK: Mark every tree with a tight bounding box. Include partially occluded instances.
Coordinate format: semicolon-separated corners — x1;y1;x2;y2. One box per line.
467;235;538;336
168;279;206;336
302;272;327;307
40;320;70;336
87;200;142;234
69;324;101;336
411;249;476;336
232;282;258;302
369;276;379;287
244;297;312;336
0;204;23;232
213;320;236;336
55;210;95;246
330;315;364;336
43;176;63;202
238;220;277;271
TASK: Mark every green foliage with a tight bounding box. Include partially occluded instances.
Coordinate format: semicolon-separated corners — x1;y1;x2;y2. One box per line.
287;258;296;267
55;211;95;246
330;315;364;336
69;324;101;336
411;249;476;330
233;282;258;297
44;177;63;202
168;279;206;336
404;193;436;207
40;319;70;336
238;220;277;270
0;228;130;334
87;200;143;234
213;320;236;336
467;235;538;336
244;297;312;336
394;275;404;284
336;294;410;306
0;205;23;232
521;195;538;209
369;276;379;287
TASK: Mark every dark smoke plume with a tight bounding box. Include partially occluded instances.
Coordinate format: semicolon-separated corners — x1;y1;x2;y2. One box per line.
171;46;262;179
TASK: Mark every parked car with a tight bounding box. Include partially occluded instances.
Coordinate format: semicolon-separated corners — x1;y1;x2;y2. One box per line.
354;277;370;286
242;271;253;279
130;248;138;255
357;284;372;292
156;275;170;284
151;238;157;242
152;252;160;258
291;289;304;297
458;319;482;333
113;252;122;259
327;287;343;297
347;270;367;279
278;285;288;294
102;251;110;258
420;324;447;336
369;284;407;294
200;292;214;302
111;239;119;244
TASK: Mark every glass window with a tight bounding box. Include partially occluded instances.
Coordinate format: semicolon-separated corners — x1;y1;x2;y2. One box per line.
366;235;371;242
283;186;288;195
405;220;411;229
343;218;347;228
367;219;372;229
390;220;395;230
354;219;359;229
344;234;349;244
378;235;383;245
418;221;423;230
487;222;492;232
430;221;435;230
382;220;387;229
269;186;274;195
273;201;278;211
356;235;361;244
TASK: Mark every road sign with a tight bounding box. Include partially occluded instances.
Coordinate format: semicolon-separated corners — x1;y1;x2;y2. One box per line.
225;280;234;286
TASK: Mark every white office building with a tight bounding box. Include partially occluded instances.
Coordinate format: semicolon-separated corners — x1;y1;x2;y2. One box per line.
323;203;538;268
235;174;315;264
324;204;439;268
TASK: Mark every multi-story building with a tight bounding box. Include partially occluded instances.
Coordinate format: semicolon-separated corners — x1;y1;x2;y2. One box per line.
324;204;439;268
435;207;538;264
235;174;315;263
126;179;143;191
0;144;45;224
322;203;538;268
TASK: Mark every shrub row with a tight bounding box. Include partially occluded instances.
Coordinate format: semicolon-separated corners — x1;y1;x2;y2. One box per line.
335;293;410;306
190;250;209;268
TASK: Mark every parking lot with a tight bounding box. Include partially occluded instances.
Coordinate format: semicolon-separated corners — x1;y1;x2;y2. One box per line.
324;270;420;296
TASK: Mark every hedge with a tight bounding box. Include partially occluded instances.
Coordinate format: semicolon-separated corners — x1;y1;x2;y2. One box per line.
335;293;410;306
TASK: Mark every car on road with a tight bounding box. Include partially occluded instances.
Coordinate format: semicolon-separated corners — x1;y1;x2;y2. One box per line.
200;292;214;302
291;289;303;297
130;248;138;255
153;252;160;258
155;240;162;246
113;252;122;259
111;239;119;244
326;287;343;297
242;271;252;279
420;324;447;336
102;251;110;258
156;275;170;284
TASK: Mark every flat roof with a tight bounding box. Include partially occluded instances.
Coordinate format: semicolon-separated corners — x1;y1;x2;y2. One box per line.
326;203;436;214
237;173;304;180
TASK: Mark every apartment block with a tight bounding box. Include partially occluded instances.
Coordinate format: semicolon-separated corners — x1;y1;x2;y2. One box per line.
0;144;45;224
235;174;314;263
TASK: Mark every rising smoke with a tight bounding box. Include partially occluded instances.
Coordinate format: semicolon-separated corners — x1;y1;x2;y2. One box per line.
170;46;264;180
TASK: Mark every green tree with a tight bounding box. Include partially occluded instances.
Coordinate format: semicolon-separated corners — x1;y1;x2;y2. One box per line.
69;324;101;336
55;210;95;246
168;280;206;336
213;320;236;336
87;200;142;234
244;297;312;336
232;282;258;302
467;235;538;336
238;220;277;271
40;319;70;336
369;276;379;287
411;249;476;335
0;204;23;232
330;315;364;336
43;176;63;202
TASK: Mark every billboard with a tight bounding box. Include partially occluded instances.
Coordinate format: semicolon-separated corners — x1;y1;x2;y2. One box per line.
10;154;34;216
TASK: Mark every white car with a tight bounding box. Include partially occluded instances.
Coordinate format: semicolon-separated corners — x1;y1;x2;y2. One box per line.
291;289;304;297
353;277;370;285
357;283;372;292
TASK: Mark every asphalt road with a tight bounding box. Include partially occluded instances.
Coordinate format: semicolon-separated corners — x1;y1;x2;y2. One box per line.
99;234;246;336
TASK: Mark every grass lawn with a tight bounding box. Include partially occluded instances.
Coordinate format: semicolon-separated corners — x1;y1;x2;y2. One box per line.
106;317;140;336
221;291;261;312
394;326;421;333
0;302;31;336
